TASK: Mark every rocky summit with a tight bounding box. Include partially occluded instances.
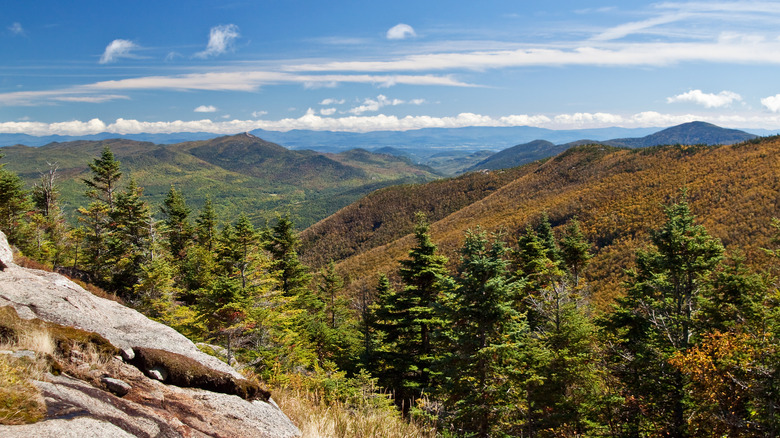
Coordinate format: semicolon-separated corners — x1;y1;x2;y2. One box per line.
0;230;301;438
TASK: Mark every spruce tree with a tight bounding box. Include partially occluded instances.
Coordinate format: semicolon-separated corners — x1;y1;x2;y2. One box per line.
601;198;724;436
110;179;152;297
195;197;218;252
83;146;122;209
264;215;311;297
393;213;449;408
160;186;192;259
443;229;529;437
0;155;30;245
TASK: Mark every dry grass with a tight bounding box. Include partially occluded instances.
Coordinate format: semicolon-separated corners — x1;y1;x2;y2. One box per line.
0;310;54;425
272;385;436;438
0;306;122;425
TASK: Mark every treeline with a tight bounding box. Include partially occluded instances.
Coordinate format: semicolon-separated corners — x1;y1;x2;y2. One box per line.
2;147;780;436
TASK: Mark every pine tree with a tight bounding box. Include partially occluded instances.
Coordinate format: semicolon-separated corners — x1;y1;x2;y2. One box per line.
313;261;359;369
0;154;30;245
83;146;122;209
160;186;192;259
195;197;218;252
443;229;530;437
110;179;152;297
264;215;311;297
601;198;724;437
76;147;123;284
514;219;600;435
393;213;449;408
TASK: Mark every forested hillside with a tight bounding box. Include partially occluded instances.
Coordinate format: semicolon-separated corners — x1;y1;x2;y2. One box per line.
320;138;780;309
0;133;438;228
2;135;780;436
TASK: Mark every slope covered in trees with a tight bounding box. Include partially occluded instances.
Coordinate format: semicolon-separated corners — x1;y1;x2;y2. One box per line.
3;134;780;436
323;138;780;310
0;133;438;228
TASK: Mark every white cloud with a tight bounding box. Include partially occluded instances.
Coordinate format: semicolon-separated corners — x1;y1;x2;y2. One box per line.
409;98;426;105
7;110;780;136
761;94;780;112
8;22;24;36
348;94;412;115
667;89;742;108
251;110;268;118
386;23;416;40
195;24;239;58
320;108;337;115
99;39;139;64
194;105;217;113
320;98;345;105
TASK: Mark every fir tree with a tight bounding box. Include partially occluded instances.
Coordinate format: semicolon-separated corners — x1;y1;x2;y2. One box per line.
160;186;192;259
0;155;30;245
264;215;311;297
393;213;449;408
601;198;724;437
443;229;529;437
195;197;218;252
83;146;122;209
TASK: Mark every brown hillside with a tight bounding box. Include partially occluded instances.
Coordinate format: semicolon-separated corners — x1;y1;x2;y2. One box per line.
326;139;780;311
300;165;530;268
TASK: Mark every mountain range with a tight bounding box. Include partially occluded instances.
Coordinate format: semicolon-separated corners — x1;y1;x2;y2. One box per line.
0;121;769;230
0;133;437;228
464;121;758;172
301;136;779;311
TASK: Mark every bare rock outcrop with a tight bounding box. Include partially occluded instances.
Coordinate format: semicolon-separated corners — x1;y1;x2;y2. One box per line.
0;230;300;438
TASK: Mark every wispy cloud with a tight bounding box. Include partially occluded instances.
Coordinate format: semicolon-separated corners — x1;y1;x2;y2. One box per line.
387;23;416;40
99;39;139;64
285;37;780;72
667;89;742;108
8;22;25;36
194;105;217;112
592;13;690;41
320;98;345;105
251;110;268;118
0;72;472;106
53;94;130;103
195;24;240;58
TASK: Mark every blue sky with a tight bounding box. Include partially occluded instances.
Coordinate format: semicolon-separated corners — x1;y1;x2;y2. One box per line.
4;0;780;136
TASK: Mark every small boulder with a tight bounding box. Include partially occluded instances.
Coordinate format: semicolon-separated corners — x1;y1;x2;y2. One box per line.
101;377;131;397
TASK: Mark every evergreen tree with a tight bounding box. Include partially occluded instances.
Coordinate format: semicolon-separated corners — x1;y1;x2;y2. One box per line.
514;219;600;435
313;261;360;370
76;147;123;284
600;198;724;437
110;179;152;297
264;215;311;297
443;229;530;437
392;213;449;408
362;274;395;372
0;155;30;245
559;219;592;287
83;146;122;209
160;186;192;259
195;197;218;252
